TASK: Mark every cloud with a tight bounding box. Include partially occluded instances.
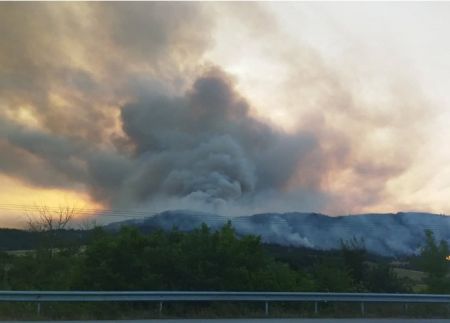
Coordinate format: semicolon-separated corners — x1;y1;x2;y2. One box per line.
0;2;211;144
0;2;440;219
207;2;437;214
0;63;334;215
116;69;324;210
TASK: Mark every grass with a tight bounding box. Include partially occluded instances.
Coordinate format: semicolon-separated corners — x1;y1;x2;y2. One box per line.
392;267;427;292
5;249;34;256
0;301;449;320
393;267;426;282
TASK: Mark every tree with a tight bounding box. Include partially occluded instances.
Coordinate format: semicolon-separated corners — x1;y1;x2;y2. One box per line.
74;223;309;292
341;237;367;286
418;229;450;293
312;259;355;292
26;203;81;255
365;264;411;293
26;204;77;232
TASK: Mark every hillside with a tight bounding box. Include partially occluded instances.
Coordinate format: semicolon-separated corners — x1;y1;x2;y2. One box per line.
1;210;449;257
105;210;450;256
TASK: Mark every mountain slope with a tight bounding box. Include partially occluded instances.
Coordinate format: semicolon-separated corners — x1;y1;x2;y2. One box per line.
105;210;450;256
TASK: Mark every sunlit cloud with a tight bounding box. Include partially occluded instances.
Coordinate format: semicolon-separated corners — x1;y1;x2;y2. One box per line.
0;2;450;227
0;174;102;228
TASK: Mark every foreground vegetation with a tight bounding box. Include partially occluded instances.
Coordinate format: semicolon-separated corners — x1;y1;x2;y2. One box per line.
0;223;449;319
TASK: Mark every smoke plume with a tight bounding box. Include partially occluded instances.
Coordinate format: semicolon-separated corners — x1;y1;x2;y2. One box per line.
0;2;441;220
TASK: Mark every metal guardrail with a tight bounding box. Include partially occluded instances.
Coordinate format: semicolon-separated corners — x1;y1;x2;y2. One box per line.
0;291;449;316
1;291;450;303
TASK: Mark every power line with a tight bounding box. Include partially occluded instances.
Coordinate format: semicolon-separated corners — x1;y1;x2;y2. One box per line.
0;203;150;218
0;203;448;230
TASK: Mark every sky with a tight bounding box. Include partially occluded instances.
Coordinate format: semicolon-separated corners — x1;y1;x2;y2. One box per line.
0;2;450;228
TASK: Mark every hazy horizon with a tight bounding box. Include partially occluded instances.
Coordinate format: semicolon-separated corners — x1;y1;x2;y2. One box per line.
1;2;450;227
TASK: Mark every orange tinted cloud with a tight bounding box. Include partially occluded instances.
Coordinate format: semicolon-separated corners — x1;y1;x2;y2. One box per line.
0;2;448;226
0;174;103;228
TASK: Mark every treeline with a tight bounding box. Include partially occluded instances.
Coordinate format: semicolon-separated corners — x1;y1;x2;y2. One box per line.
0;228;87;251
0;223;448;294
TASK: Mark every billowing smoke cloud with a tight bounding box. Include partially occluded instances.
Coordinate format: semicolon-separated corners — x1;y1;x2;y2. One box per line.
0;2;440;220
0;2;211;143
0;67;328;213
114;69;325;211
207;3;437;214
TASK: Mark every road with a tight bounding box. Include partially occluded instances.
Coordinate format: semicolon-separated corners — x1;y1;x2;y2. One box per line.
17;319;450;323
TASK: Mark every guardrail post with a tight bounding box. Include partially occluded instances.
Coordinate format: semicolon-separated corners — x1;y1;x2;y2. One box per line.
404;303;408;313
159;301;163;316
360;302;365;316
265;301;269;316
36;302;41;316
314;301;318;314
